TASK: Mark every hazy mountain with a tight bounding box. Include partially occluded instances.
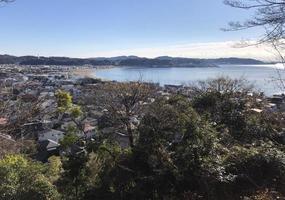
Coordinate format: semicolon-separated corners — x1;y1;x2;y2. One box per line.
0;54;267;67
207;57;265;65
93;56;140;61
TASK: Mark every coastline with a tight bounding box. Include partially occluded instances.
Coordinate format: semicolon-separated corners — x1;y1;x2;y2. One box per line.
72;65;116;78
72;68;95;78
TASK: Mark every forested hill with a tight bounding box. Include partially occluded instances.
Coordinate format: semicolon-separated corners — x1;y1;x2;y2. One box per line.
0;54;266;67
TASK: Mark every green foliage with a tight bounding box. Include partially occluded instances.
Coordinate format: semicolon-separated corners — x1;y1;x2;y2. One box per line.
70;105;83;118
192;90;280;144
220;144;285;198
55;90;73;111
83;93;285;200
58;149;89;200
60;133;79;149
0;154;60;200
2;79;285;200
55;90;83;118
85;152;105;187
84;96;221;199
47;156;62;183
138;96;199;146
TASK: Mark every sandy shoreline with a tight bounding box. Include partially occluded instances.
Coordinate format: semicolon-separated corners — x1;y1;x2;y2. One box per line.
72;68;96;78
72;65;115;78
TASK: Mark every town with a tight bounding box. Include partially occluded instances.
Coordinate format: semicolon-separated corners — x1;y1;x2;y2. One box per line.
1;64;285;161
2;0;285;199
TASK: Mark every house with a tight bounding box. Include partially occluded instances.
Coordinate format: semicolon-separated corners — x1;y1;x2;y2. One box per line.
36;129;65;161
115;132;129;149
268;94;285;110
39;91;55;98
37;139;61;162
38;129;64;143
61;84;74;91
21;120;53;139
84;123;96;139
265;103;278;112
0;117;8;125
250;108;263;113
38;139;60;152
164;84;183;93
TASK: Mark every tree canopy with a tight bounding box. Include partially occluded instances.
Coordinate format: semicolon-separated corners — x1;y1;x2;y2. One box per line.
0;155;60;200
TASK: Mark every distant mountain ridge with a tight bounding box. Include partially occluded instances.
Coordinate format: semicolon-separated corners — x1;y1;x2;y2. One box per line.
0;54;267;67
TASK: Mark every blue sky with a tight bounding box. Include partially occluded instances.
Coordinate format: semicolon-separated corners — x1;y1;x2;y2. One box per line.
0;0;269;59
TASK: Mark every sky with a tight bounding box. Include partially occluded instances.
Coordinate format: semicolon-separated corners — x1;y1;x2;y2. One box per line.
0;0;276;60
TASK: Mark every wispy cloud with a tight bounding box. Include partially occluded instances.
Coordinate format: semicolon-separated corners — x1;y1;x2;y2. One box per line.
92;41;278;61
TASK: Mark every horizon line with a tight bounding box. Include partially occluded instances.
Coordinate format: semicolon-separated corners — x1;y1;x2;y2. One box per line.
0;40;281;62
0;53;272;61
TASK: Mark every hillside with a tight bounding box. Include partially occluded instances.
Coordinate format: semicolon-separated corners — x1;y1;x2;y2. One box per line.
0;54;266;67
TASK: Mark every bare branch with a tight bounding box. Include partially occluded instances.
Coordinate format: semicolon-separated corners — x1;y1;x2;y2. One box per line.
224;0;285;44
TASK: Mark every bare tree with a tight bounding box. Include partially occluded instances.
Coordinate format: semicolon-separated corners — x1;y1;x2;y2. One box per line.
0;0;14;4
191;76;254;95
224;0;285;44
0;84;46;139
224;0;285;91
0;82;40;157
1;0;14;2
98;82;156;148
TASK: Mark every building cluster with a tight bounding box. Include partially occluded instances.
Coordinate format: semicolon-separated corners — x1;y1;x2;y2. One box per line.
0;64;284;160
0;65;97;160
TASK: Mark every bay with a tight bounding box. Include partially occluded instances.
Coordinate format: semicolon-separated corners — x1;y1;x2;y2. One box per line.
93;65;285;96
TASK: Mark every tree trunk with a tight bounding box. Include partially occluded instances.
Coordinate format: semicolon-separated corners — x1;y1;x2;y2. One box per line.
126;122;134;148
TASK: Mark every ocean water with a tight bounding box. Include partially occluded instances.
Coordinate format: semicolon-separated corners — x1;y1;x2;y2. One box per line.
93;65;285;96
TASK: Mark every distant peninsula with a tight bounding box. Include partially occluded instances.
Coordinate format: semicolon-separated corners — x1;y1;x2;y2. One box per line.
0;54;267;67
